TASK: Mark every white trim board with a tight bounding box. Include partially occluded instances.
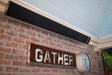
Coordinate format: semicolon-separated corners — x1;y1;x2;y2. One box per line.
97;36;112;50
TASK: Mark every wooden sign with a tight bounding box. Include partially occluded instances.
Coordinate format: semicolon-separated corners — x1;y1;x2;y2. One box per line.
29;44;76;69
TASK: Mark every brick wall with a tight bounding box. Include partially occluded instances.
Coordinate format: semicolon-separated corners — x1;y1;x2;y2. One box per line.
0;0;105;75
0;14;105;75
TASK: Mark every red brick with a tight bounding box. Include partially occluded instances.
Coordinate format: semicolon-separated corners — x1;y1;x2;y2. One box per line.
14;28;25;33
6;67;18;72
14;55;18;60
46;37;53;41
19;44;28;50
2;24;13;29
0;23;6;28
6;54;18;60
37;34;45;39
27;31;36;36
19;56;27;61
41;31;48;35
20;68;30;72
13;49;24;55
20;23;30;29
5;67;12;72
14;38;24;43
51;69;58;72
72;45;76;48
13;61;24;66
8;19;19;26
32;68;41;72
42;69;50;72
0;66;3;72
61;41;66;45
0;28;4;33
72;70;76;73
41;40;48;44
19;34;29;39
31;27;40;32
54;39;60;43
57;44;62;48
50;42;55;46
65;69;71;73
0;40;4;46
6;42;18;48
31;37;39;42
6;30;17;36
0;34;12;41
26;40;35;44
64;46;69;49
0;60;11;65
59;69;66;72
0;47;11;53
0;53;5;59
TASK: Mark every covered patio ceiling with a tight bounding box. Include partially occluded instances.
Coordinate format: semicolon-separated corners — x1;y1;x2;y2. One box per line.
20;0;112;39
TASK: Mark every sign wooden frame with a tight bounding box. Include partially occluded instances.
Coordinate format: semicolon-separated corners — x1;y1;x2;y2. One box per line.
29;44;76;69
